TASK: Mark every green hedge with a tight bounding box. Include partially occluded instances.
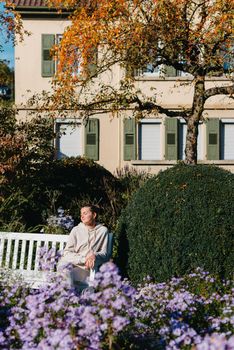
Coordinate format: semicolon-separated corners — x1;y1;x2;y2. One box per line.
116;164;234;283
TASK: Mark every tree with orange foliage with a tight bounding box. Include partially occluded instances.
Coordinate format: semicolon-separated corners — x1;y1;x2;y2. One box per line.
49;0;234;164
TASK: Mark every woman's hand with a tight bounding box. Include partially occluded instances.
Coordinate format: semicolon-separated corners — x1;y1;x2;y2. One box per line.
85;251;96;269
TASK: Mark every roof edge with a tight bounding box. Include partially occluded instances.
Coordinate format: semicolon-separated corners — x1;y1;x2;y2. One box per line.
6;3;71;16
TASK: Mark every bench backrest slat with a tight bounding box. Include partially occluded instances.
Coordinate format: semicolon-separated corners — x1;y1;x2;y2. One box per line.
34;241;42;271
27;240;34;271
12;239;19;269
0;238;5;266
5;239;12;267
59;241;64;251
19;240;27;269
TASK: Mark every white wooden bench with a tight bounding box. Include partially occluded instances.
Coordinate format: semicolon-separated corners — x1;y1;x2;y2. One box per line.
0;231;113;288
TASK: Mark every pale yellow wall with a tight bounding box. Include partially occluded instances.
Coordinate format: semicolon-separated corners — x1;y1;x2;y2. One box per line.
96;113;121;172
15;18;69;105
135;77;233;109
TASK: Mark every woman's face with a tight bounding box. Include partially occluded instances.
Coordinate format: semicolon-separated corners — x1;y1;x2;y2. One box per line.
80;207;96;226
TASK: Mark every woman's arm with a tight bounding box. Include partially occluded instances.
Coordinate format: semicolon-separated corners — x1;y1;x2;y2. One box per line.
94;230;109;266
61;228;86;266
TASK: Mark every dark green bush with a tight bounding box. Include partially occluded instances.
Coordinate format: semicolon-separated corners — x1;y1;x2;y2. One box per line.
11;157;120;230
116;164;234;283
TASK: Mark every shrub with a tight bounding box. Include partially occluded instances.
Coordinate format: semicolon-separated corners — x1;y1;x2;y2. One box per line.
0;192;28;232
115;165;151;204
0;113;54;189
116;164;234;283
0;157;122;230
28;157;121;228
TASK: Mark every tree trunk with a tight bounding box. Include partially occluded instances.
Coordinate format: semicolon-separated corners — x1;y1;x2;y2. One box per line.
184;76;205;165
184;117;199;164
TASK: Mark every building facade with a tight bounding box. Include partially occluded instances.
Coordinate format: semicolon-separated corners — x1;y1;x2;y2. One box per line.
12;0;234;174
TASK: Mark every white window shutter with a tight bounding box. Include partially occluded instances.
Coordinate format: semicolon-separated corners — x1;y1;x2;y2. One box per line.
139;122;161;160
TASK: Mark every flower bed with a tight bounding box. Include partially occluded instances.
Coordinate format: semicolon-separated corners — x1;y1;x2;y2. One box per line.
0;251;233;350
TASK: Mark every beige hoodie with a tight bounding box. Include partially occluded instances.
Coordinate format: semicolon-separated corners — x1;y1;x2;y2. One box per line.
58;222;109;269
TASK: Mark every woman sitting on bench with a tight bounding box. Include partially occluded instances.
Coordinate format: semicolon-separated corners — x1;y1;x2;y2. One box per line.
57;205;109;289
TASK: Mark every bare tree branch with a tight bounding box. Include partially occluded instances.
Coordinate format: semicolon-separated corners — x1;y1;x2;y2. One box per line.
204;84;234;100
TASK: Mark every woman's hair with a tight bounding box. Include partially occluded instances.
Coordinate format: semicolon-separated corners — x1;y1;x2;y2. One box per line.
82;205;100;218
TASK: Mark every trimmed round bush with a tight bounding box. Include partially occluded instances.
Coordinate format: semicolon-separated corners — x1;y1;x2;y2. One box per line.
116;164;234;283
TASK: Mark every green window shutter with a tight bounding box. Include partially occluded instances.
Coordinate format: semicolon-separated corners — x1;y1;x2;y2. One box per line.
165;118;178;160
206;118;220;160
42;34;55;77
164;65;177;77
123;118;136;160
85;118;99;160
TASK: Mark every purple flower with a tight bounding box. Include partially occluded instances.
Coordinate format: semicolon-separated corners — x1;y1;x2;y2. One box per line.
100;308;114;320
46;207;74;232
196;333;234;350
1;264;233;350
112;316;130;332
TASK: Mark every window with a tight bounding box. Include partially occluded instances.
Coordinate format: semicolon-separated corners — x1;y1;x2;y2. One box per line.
123;118;162;161
55;118;99;160
220;120;234;160
139;119;161;160
135;63;164;77
124;117;203;161
41;34;55;77
175;69;191;78
206;118;234;160
42;34;98;78
56;121;82;159
41;34;63;77
135;64;192;78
